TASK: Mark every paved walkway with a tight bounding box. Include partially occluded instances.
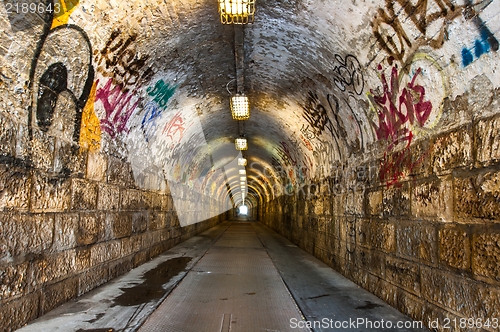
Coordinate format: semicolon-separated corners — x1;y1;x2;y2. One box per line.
18;219;428;332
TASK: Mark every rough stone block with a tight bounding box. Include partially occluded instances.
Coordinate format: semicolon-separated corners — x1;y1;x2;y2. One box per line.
42;250;77;283
420;224;438;265
0;164;30;211
421;267;498;321
431;127;473;174
41;276;79;315
121;189;144;211
97;183;119;211
367;190;382;217
71;179;98;211
439;226;470;270
472;230;500;282
368;220;395;253
75;248;91;272
0;213;54;258
106;156;135;187
109;212;132;239
132;211;148;233
0;292;40;332
53;213;78;251
0;261;30;300
76;213;104;246
53;141;87;176
78;265;109;296
90;240;121;266
385;256;420;295
475;115;500;167
30;129;55;171
396;289;425;324
455;170;500;220
108;257;133;280
395;222;420;261
121;234;143;256
367;274;397;308
409;139;431;177
345;188;364;216
86;151;107;181
383;183;410;218
133;250;148;267
368;250;386;278
30;172;71;212
412;176;453;221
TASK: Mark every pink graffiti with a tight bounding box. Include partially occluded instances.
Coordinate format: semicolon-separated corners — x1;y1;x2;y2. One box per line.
163;111;186;141
368;65;432;186
95;78;140;138
369;66;432;145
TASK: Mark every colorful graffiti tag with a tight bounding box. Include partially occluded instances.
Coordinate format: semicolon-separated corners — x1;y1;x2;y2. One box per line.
367;64;433;186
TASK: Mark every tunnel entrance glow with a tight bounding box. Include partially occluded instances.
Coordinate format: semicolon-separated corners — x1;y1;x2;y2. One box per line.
238;205;248;215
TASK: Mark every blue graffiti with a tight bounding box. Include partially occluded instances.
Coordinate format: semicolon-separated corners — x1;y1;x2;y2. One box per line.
141;102;163;141
462;17;498;66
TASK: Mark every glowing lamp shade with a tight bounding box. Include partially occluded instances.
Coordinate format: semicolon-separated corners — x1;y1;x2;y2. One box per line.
218;0;255;24
230;95;250;120
238;158;247;166
235;138;248;150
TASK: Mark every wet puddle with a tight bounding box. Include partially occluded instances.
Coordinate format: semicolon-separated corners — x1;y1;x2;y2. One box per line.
356;300;383;310
113;257;192;306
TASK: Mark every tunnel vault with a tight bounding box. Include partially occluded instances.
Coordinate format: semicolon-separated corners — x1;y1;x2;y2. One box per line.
1;0;500;331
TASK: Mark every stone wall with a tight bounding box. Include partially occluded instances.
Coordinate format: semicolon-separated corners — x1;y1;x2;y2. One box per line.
262;105;500;331
0;149;227;331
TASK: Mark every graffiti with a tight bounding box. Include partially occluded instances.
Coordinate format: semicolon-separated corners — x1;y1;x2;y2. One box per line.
461;0;499;66
163;111;187;142
96;29;154;91
302;91;336;138
299;134;314;151
28;3;94;147
302;91;346;159
147;80;176;109
373;0;498;64
300;124;316;140
79;82;101;151
51;0;80;28
367;64;433;186
312;137;337;178
331;54;364;95
275;141;297;167
372;0;459;62
138;80;177;141
140;102;163;141
95;78;140;139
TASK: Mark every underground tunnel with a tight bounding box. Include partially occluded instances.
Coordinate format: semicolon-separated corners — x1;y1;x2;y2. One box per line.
0;0;500;331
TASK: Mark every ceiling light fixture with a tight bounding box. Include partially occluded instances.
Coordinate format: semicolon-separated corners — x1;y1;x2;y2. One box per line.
238;158;247;166
218;0;255;24
231;94;250;120
235;137;248;150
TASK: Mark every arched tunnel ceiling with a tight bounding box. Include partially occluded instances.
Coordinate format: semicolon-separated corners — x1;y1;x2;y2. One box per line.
3;0;499;211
